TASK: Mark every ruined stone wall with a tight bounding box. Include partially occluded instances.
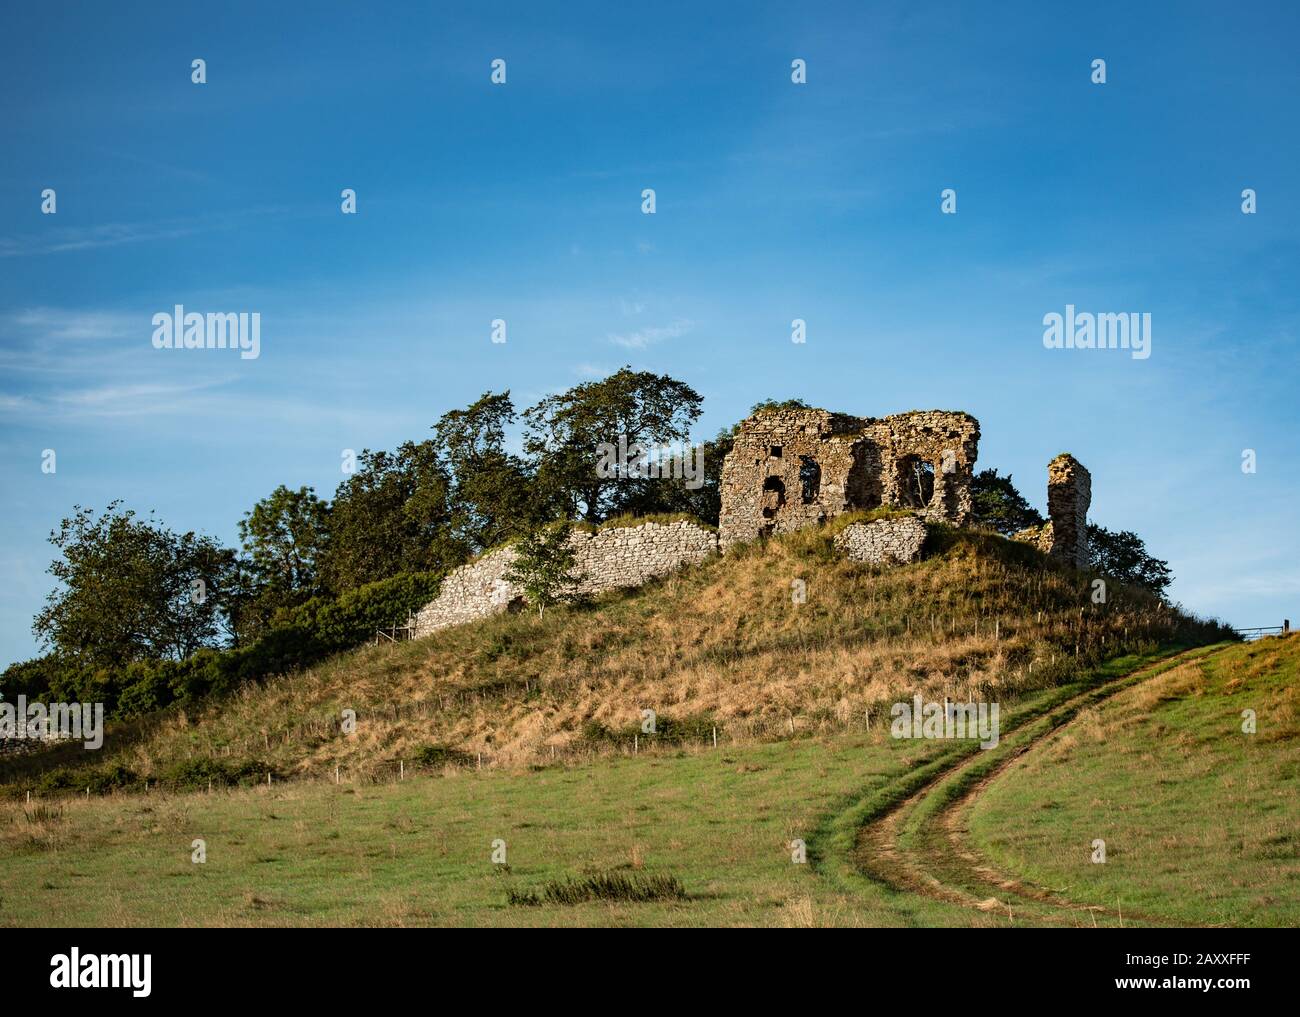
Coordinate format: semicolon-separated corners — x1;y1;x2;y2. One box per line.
413;520;718;637
719;407;979;550
1046;453;1091;569
414;543;520;634
719;408;865;550
833;516;929;565
862;411;980;525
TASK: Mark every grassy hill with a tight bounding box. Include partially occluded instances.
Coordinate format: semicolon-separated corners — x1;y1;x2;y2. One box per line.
6;637;1293;927
5;521;1290;928
2;522;1228;795
966;636;1300;926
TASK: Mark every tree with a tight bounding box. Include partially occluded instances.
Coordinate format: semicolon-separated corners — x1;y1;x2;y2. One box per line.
522;367;703;523
971;469;1045;536
606;427;735;526
432;391;543;551
1087;524;1172;596
0;655;61;703
34;503;236;667
320;441;464;594
502;523;580;618
236;485;330;636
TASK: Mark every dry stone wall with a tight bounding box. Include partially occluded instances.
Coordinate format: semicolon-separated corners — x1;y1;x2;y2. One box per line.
413;520;718;637
833;516;929;565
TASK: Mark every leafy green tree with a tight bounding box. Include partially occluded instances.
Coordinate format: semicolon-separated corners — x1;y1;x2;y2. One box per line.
239;485;329;595
34;503;236;667
0;655;61;703
522;367;704;523
1087;524;1172;596
320;441;464;593
235;485;330;637
432;391;543;551
971;469;1045;536
609;427;735;526
502;522;580;618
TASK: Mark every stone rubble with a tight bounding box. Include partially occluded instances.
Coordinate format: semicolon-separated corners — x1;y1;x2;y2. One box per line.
833;516;929;565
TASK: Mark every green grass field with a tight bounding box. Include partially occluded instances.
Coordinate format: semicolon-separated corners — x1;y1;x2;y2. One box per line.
968;637;1300;927
5;638;1294;926
1;730;960;927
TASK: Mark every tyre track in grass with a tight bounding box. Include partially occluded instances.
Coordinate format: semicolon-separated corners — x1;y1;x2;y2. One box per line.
836;644;1227;926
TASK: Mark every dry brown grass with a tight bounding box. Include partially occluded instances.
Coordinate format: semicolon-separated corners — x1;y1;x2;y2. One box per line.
6;525;1231;792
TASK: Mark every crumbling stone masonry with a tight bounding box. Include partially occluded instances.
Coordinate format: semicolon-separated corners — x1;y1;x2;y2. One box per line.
1045;453;1091;569
1013;453;1092;569
413;520;718;637
718;407;980;550
833;516;929;565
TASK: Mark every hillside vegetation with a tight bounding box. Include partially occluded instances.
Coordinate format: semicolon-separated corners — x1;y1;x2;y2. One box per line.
2;524;1230;795
7;638;1290;927
967;636;1300;925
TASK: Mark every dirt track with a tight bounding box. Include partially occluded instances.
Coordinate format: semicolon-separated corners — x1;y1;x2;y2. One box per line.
850;647;1216;927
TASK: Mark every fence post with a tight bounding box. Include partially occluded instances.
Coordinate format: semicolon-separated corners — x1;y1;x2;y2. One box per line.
1285;619;1291;635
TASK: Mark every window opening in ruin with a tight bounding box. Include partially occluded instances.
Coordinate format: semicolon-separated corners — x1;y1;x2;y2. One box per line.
761;476;786;522
799;455;821;504
769;445;783;458
896;455;936;508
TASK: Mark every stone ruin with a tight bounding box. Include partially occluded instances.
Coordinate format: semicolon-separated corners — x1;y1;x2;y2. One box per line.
1014;453;1092;569
414;520;718;637
410;409;1096;637
718;407;981;551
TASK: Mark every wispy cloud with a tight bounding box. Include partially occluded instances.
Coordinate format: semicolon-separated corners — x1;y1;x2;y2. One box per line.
0;378;235;420
606;319;692;350
9;307;138;341
0;221;204;258
0;206;299;258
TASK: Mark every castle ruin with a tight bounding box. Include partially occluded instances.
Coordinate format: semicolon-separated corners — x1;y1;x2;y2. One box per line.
1014;453;1092;569
412;406;1095;637
718;407;981;550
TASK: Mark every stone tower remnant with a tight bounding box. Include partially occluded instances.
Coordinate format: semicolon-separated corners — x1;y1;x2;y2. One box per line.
1045;453;1091;569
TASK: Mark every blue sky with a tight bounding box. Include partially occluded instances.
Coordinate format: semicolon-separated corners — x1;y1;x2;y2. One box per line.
1;0;1297;667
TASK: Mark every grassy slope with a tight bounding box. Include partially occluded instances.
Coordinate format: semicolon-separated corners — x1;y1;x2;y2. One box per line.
1;525;1228;791
967;637;1300;926
3;732;964;927
0;523;1248;928
0;682;1151;928
6;644;1276;928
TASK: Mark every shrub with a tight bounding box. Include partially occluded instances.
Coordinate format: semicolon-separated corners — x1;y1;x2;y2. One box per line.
411;744;474;769
508;872;688;906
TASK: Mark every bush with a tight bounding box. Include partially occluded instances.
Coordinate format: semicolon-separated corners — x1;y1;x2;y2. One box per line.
509;872;687;906
162;757;274;790
581;712;718;747
411;744;475;769
5;571;445;722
